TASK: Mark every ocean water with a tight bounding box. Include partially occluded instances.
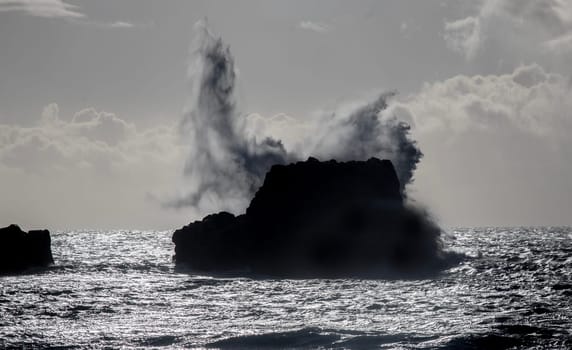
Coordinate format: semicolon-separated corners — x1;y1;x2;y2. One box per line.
1;227;571;349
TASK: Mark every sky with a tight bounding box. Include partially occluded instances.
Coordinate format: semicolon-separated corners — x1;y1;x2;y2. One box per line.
1;0;571;230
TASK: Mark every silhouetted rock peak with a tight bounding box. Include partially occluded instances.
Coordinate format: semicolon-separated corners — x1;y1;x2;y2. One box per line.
248;156;401;211
0;224;54;274
173;158;446;278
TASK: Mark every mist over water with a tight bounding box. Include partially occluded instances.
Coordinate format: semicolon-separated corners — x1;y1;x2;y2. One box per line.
172;21;423;210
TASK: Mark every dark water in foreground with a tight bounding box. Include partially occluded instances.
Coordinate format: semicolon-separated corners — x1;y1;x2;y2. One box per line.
1;227;571;349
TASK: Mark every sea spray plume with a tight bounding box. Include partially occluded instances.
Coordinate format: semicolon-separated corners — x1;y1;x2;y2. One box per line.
172;21;422;211
173;20;290;211
309;92;423;192
170;25;462;276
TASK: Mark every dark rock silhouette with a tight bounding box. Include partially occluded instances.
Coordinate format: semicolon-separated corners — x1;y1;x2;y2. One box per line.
173;157;448;277
0;224;54;274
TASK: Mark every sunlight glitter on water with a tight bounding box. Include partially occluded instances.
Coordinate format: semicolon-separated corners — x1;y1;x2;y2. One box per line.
0;227;571;348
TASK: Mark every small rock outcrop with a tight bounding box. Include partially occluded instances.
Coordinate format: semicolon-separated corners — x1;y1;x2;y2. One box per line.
0;224;54;274
173;158;446;277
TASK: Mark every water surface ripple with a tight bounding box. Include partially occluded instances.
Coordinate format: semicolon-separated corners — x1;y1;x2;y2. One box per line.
1;227;571;348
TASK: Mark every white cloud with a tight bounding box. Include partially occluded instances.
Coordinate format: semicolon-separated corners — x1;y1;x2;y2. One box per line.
394;64;572;136
0;0;84;18
389;64;572;226
444;0;572;60
244;112;313;155
225;68;572;226
544;31;572;54
0;0;135;28
0;104;188;229
109;21;134;29
2;67;571;228
298;20;332;33
444;16;482;60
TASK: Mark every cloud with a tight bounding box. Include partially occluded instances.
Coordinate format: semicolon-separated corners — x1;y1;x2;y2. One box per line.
0;104;187;229
544;31;572;54
298;20;332;33
393;64;571;136
109;21;134;29
444;0;572;60
0;0;84;18
244;112;313;155
389;64;572;225
177;61;572;226
3;65;570;228
1;103;183;172
185;55;572;226
0;0;135;28
444;16;482;60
